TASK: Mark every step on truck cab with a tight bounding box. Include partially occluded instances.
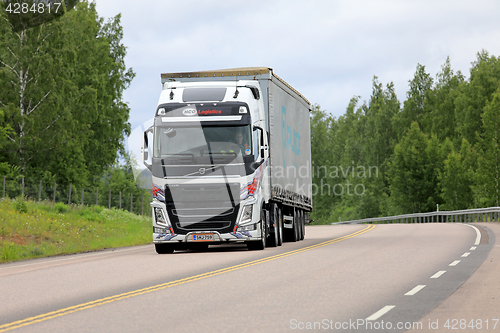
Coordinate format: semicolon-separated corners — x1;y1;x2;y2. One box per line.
142;67;312;253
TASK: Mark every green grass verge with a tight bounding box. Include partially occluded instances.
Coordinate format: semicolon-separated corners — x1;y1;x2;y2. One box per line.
0;197;152;263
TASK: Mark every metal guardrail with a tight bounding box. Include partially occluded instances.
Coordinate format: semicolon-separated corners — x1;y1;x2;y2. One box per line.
331;207;500;225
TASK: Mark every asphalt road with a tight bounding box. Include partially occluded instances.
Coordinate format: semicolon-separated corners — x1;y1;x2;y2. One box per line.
0;223;496;333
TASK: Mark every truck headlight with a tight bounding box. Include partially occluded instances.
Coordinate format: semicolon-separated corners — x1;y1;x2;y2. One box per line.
239;204;253;224
154;207;169;226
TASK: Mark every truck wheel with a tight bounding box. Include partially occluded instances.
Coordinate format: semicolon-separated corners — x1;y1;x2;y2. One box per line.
267;203;279;247
298;209;304;240
293;208;300;242
300;210;306;240
285;208;299;242
155;243;175;254
247;208;267;250
296;209;302;241
277;206;283;246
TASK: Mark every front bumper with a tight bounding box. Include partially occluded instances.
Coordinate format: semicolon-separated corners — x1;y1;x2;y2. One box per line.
153;227;262;244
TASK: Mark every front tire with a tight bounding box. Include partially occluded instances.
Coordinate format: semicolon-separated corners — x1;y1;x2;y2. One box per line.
155;243;175;254
247;207;267;251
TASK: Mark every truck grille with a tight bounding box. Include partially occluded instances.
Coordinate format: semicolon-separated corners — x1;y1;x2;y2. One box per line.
164;183;240;234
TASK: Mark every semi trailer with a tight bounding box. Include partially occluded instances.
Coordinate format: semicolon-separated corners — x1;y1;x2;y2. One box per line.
142;67;312;253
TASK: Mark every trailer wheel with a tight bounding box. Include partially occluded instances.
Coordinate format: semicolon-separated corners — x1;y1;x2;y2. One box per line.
300;210;306;240
285;208;299;242
267;203;279;247
293;208;300;242
299;209;305;240
296;209;302;241
277;206;283;246
155;243;175;254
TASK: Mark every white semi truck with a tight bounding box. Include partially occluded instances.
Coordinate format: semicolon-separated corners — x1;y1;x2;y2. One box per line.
142;67;312;253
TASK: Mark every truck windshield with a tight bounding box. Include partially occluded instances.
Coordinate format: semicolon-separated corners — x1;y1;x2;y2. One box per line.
153;125;253;164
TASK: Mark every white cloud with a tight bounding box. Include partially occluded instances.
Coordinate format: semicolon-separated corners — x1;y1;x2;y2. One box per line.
95;0;500;125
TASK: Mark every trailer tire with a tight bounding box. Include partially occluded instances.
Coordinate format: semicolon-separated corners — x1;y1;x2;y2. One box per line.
285;208;299;242
293;208;300;242
299;209;305;240
155;243;175;254
277;206;283;246
300;210;306;240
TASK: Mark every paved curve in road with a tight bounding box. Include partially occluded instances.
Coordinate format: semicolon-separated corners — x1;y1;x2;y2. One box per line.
0;223;496;333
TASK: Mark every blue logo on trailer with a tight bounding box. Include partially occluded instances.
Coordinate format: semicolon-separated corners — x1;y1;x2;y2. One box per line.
281;106;300;167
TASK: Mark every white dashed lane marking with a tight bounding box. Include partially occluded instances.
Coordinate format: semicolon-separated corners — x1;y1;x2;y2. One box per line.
404;285;426;296
431;271;446;279
366;305;395;321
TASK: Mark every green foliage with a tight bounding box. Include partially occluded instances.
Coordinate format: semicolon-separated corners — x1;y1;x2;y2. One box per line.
0;0;134;187
311;51;500;224
386;123;442;214
54;202;69;214
474;88;500;207
0;198;151;263
439;139;475;210
13;196;28;213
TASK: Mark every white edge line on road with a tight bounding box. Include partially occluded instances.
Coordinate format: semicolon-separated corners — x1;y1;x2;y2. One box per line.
465;224;481;245
449;260;461;266
431;271;446;278
0;246;149;271
404;285;426;296
366;305;395;321
462;252;470;257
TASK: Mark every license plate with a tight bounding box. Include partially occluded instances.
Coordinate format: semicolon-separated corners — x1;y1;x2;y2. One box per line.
193;233;214;241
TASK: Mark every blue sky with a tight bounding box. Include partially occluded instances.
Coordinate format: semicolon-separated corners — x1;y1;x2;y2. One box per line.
93;0;500;156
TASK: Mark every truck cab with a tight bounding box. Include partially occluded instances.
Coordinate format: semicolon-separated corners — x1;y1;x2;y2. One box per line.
143;68;311;253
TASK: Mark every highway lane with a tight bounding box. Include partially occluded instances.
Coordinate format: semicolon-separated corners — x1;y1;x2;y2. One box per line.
0;223;493;333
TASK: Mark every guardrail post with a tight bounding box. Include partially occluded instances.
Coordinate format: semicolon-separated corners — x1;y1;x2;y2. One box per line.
96;188;99;206
82;188;84;205
38;180;42;202
21;177;24;197
109;189;111;209
119;191;122;209
53;182;57;202
130;193;133;212
68;184;72;205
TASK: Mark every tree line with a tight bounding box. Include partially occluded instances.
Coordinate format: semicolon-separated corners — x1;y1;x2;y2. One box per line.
0;1;145;204
310;51;500;223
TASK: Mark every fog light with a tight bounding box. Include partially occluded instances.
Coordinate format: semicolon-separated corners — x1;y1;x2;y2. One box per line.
237;223;257;232
154;227;171;234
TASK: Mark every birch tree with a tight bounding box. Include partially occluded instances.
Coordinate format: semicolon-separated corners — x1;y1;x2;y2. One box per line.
0;1;134;186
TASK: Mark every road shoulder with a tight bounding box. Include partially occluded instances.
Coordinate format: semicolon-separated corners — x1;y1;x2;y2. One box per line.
408;222;500;332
